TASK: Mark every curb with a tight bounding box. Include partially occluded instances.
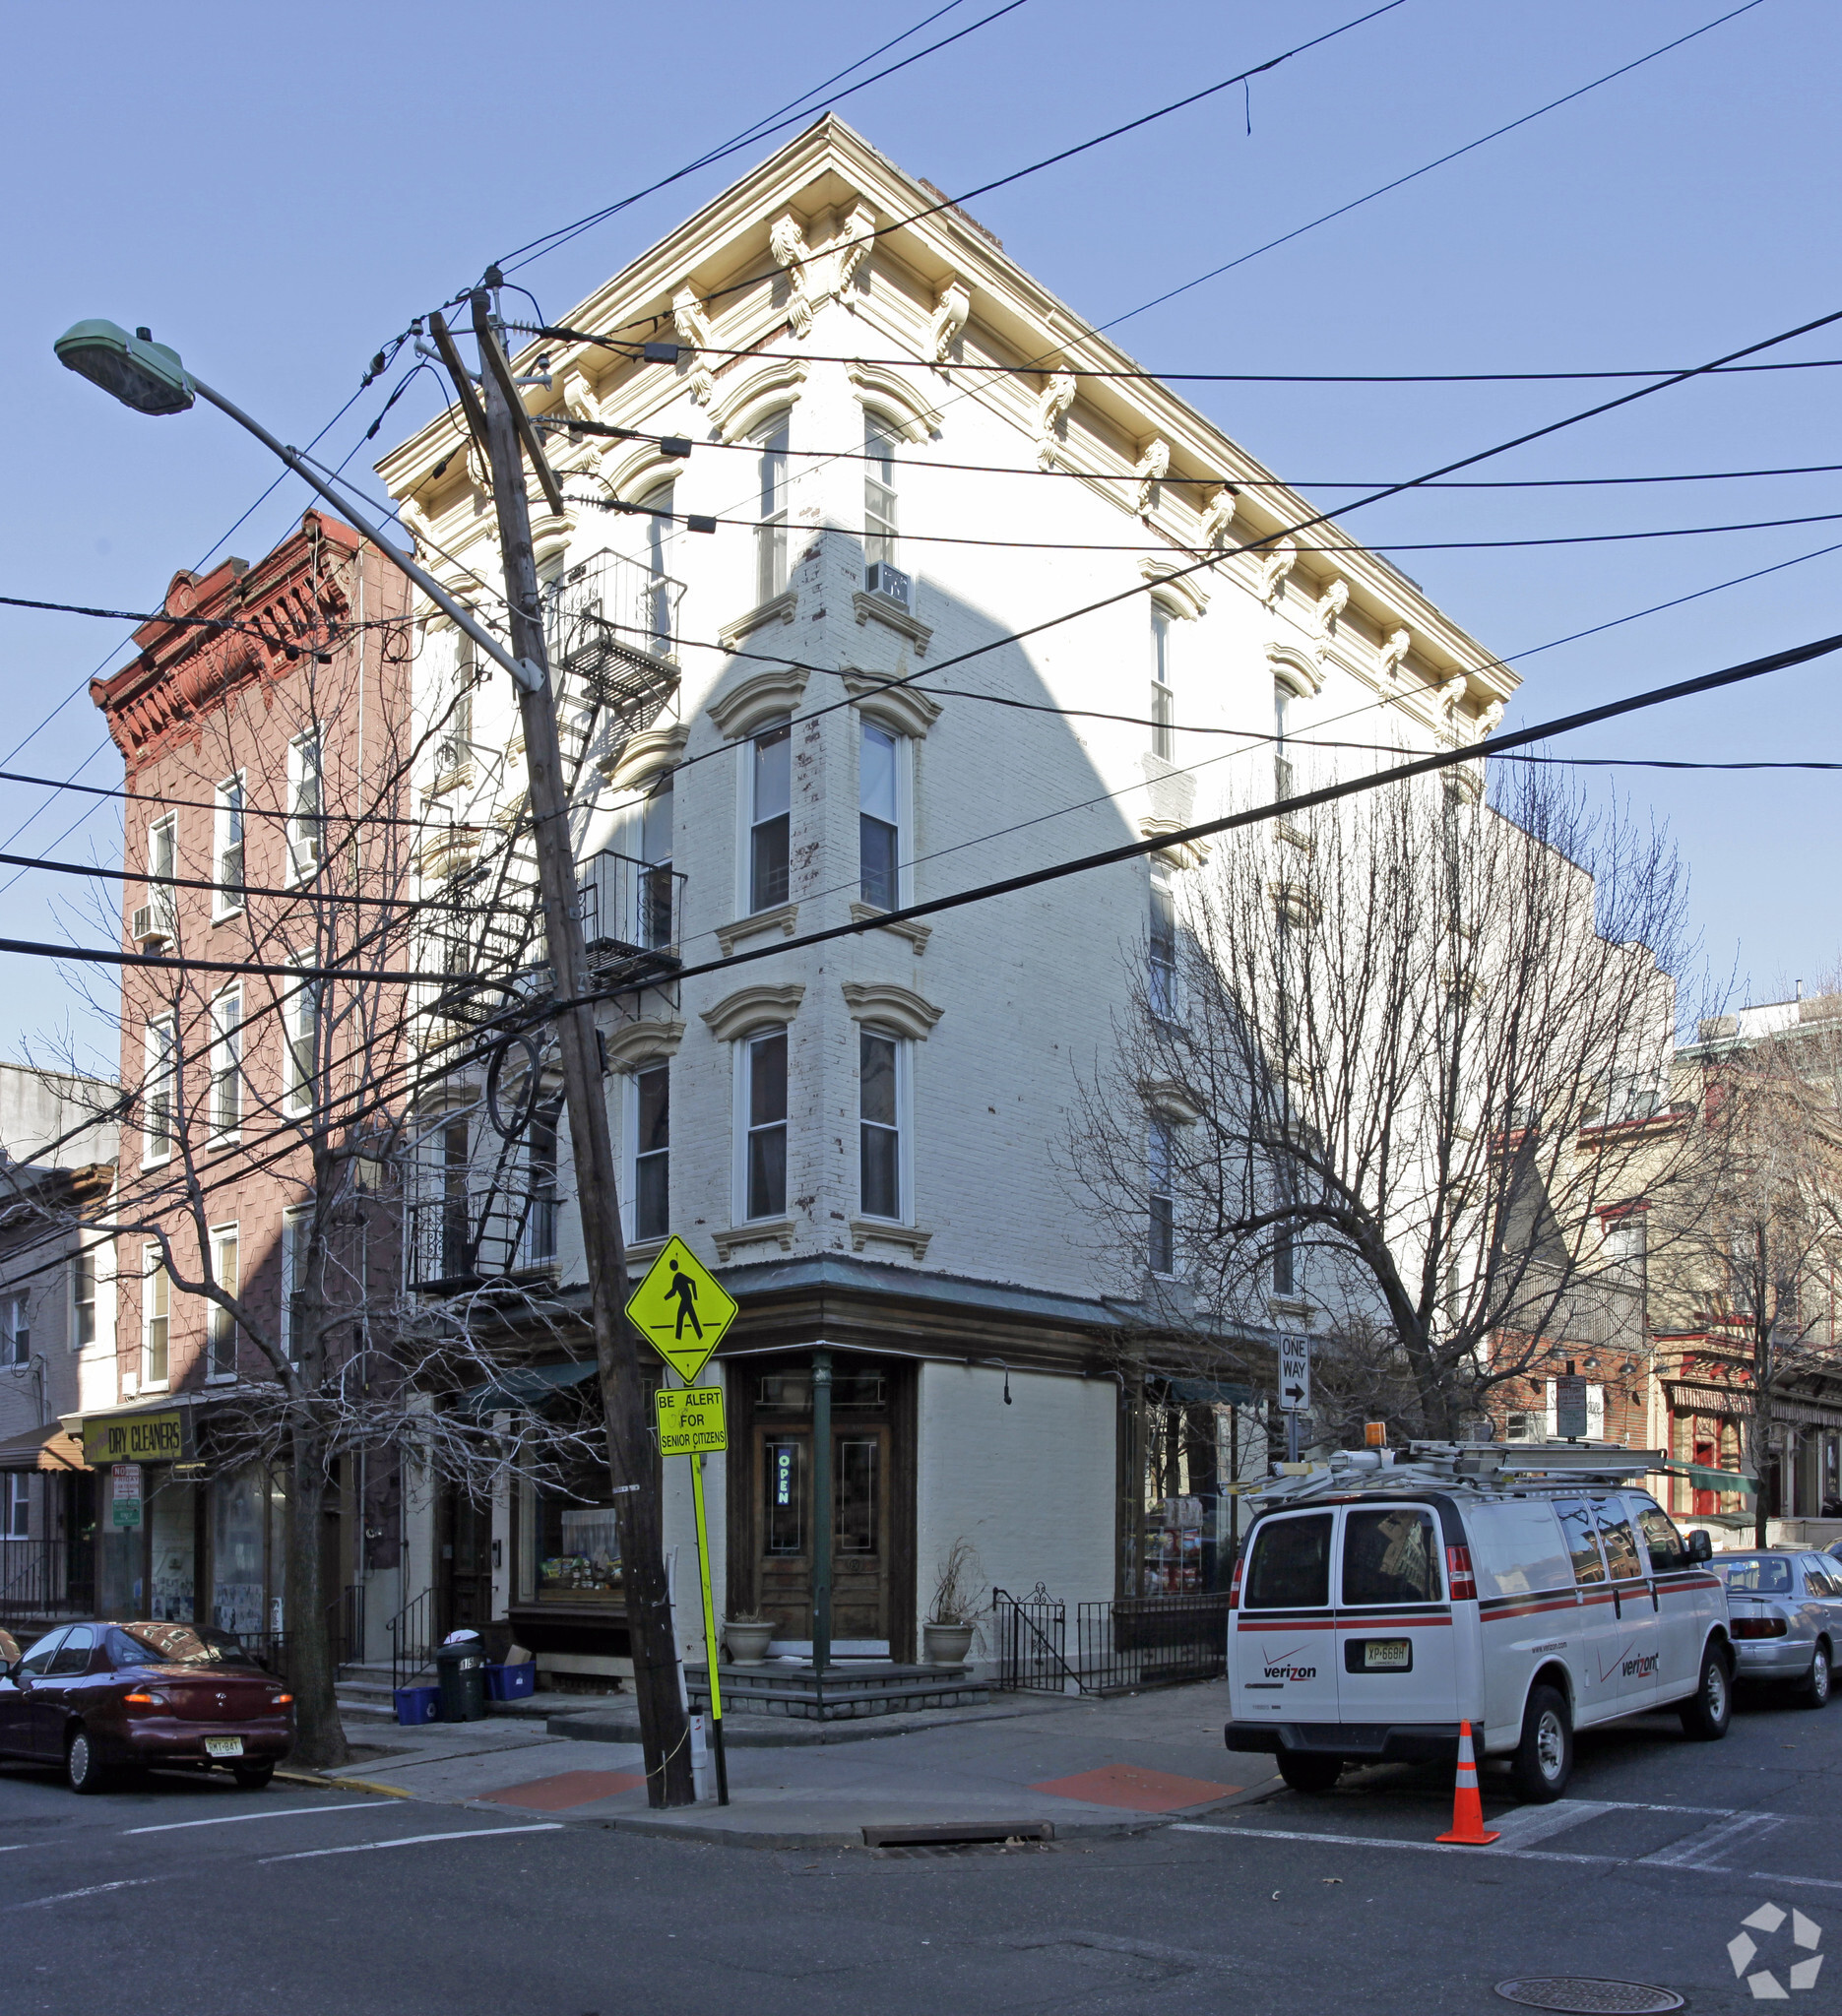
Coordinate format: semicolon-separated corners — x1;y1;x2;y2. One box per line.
601;1809;1174;1850
273;1768;414;1799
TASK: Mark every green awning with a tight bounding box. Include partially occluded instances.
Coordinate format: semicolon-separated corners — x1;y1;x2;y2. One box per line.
459;1360;598;1416
1664;1460;1759;1497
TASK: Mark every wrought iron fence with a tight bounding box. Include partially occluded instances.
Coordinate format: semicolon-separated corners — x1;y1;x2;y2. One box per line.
0;1538;95;1630
992;1585;1231;1695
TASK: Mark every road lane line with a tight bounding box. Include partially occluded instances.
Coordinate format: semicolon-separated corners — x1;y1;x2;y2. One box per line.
1639;1811;1786;1869
126;1800;379;1835
7;1878;166;1910
260;1822;564;1863
1483;1800;1618;1850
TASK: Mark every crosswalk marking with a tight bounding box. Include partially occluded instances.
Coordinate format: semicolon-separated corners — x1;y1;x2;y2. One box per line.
127;1800;378;1835
260;1822;564;1863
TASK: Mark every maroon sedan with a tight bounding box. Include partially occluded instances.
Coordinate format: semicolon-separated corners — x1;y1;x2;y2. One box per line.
0;1620;293;1793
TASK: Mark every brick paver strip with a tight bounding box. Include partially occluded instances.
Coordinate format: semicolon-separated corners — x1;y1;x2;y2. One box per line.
1029;1764;1241;1813
477;1771;650;1811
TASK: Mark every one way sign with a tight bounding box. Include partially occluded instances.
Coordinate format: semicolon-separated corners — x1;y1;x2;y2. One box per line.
1277;1335;1311;1414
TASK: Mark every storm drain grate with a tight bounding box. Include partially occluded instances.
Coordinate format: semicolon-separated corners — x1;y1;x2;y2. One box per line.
1496;1981;1684;2014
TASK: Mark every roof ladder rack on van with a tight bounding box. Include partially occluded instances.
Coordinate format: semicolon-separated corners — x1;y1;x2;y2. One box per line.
1246;1440;1670;1509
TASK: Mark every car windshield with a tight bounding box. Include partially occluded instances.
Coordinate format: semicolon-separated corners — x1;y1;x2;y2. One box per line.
110;1623;262;1669
1720;1557;1793;1594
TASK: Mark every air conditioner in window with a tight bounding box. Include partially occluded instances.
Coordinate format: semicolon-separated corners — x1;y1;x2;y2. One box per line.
132;902;173;947
864;562;912;609
1504;1412;1536;1442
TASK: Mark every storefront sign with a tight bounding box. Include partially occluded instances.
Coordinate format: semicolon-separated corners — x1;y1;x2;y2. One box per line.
655;1385;727;1457
110;1463;143;1530
625;1236;736;1382
84;1409;190;1467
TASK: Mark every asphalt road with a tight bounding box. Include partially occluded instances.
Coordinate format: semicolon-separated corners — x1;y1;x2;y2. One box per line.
4;1673;1840;2015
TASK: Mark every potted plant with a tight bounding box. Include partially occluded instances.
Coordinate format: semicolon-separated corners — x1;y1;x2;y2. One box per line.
722;1613;776;1665
921;1539;982;1666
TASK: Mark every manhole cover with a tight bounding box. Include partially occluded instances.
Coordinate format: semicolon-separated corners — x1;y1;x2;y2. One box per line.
1496;1981;1684;2014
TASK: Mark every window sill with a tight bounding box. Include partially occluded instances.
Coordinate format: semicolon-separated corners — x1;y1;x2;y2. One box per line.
849;1219;931;1261
1267;1297;1314;1325
204;1371;237;1386
717;903;798;955
852;591;930;656
428;763;476;796
624;1236;667;1268
211;904;245;925
713;1218;798;1261
718;589;798;654
849;901;929;955
138;1380;170;1395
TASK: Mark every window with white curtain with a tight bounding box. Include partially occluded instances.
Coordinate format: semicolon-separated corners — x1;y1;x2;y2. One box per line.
142;1248;169;1386
71;1248;96;1350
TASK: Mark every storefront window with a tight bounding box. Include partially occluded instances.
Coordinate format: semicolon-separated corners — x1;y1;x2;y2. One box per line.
534;1486;623;1603
836;1438;878;1554
212;1466;267;1638
148;1477;195;1621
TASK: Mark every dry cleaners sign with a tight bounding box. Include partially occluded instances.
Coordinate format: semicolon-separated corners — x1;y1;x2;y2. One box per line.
83;1410;190;1466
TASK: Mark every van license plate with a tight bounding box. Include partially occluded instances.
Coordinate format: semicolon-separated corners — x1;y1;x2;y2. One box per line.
204;1736;244;1758
1364;1641;1410;1670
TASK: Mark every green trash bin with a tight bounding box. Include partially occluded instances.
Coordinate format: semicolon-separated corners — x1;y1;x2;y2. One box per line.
434;1637;489;1722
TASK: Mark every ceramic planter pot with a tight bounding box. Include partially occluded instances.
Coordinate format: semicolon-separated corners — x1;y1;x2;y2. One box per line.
922;1621;976;1666
723;1620;776;1665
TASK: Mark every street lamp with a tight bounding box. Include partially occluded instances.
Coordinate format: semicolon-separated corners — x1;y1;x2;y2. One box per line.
52;317;538;691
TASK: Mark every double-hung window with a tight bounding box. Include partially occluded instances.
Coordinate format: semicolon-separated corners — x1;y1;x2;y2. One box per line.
1149;860;1177;1021
864;423;897;579
743;1029;789;1221
145;815;177;939
71;1248;96;1349
4;1473;27;1539
2;1292;28;1366
286;727;324;881
1272;1226;1298;1297
142;1248;169;1387
1149;1121;1175;1276
208;1226;238;1378
755;419;790;604
210;986;242;1140
282;1208;312;1361
630;1065;669;1242
143;1017;175;1166
748;720;792;913
285;963;319;1114
1274;680;1295;800
638;778;674;949
1150;608;1175;761
858;723;902;911
213;776;244;914
643;481;675;653
524;1104;559;1266
435;675;472;782
858;1031;903;1222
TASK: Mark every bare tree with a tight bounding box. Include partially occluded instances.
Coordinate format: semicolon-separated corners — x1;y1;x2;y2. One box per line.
1069;761;1704;1442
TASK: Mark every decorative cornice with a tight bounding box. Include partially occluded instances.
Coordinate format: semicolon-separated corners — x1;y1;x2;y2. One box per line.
1145;1080;1200;1124
841;980;943;1041
850;900;930;953
1140;556;1209;620
716;904;800;956
701;981;805;1043
1133;437;1172;516
1138;816;1210;871
844;359;942;442
707;662;809;736
707;355;810;443
928;278;970;362
1257;536;1299;606
852;591;930;655
842;669;941;738
601;722;688;793
417;825;482;879
1034;370;1076;470
717;590;799;659
670;284;716;404
1268;642;1324;700
1377;625;1412;685
602;1017;686;1069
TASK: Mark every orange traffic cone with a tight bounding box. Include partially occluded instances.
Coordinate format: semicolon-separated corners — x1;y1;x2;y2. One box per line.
1435;1720;1500;1845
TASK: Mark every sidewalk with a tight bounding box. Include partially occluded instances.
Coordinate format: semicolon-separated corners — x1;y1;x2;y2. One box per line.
288;1679;1277;1850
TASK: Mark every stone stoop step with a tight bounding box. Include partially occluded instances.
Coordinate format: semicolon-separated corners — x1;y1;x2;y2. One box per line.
684;1660;989;1721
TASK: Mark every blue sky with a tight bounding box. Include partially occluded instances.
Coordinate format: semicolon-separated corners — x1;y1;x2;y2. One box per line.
2;0;1837;1071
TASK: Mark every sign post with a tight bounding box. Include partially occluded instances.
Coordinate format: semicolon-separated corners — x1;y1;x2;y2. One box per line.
1277;1335;1312;1465
630;1240;740;1806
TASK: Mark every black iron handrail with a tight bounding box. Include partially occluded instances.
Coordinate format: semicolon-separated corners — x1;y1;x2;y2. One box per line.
387;1585;437;1693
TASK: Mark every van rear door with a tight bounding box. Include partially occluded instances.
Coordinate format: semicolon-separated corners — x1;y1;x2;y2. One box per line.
1233;1510;1340;1728
1334;1503;1458;1732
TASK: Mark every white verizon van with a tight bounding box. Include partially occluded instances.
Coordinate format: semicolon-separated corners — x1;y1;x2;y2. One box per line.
1226;1442;1731;1801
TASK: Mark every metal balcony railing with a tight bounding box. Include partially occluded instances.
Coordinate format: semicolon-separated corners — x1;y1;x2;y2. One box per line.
577;850;683;973
546;548;683;724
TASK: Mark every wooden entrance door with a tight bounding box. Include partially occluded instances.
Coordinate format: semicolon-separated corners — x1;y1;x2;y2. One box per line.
754;1422;893;1644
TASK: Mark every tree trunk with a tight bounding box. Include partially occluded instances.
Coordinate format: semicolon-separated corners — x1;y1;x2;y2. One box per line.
285;1426;349;1771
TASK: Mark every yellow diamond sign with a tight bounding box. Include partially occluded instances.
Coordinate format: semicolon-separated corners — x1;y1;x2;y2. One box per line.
625;1235;736;1382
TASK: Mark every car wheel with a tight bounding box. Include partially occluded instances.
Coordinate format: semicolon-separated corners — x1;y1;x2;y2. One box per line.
1799;1639;1832;1710
1680;1641;1734;1740
1275;1747;1342;1794
1510;1683;1573;1802
66;1728;109;1796
231;1761;275;1791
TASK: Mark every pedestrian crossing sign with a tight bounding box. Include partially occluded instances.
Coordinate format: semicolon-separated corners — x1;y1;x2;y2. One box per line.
625;1235;736;1381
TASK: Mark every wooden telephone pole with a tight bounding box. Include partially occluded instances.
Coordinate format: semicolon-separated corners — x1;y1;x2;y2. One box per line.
444;285;693;1806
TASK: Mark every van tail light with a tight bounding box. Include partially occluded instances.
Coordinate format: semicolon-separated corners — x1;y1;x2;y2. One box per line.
1229;1552;1245;1612
121;1691;166;1708
1446;1545;1478;1603
1731;1615;1789;1638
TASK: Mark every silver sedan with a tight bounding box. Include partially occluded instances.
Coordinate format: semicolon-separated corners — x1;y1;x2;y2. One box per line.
1716;1550;1842;1706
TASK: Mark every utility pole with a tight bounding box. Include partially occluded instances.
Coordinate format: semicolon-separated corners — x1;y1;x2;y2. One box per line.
463;287;693;1806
